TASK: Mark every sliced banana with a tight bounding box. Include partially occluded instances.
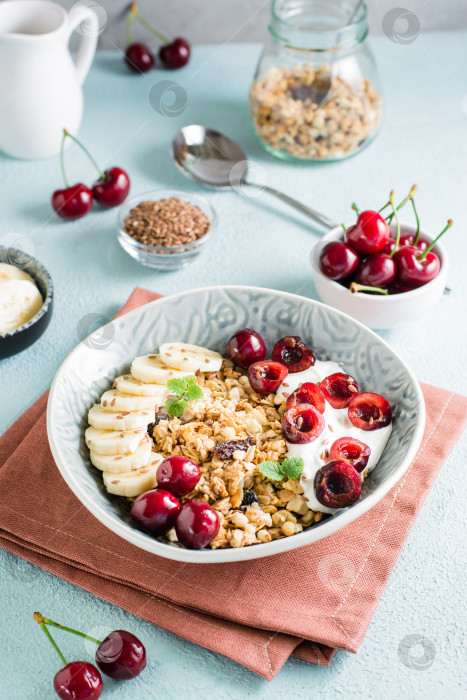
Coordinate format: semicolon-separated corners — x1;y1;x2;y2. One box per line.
131;354;192;384
113;374;169;398
103;463;158;497
85;427;147;455
159;342;222;372
90;439;153;473
88;404;154;431
100;389;161;412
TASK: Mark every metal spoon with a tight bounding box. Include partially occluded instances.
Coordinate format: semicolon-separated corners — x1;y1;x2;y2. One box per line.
171;125;337;230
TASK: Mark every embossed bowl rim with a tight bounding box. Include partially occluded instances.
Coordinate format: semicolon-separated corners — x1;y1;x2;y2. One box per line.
47;285;425;563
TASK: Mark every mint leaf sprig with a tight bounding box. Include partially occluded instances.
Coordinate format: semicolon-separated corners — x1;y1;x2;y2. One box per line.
258;456;304;482
165;376;203;418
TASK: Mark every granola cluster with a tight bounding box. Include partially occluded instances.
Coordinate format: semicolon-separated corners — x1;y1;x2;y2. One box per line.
250;64;382;160
149;360;322;548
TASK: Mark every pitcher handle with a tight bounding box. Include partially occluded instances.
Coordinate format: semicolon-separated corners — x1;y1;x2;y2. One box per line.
67;4;99;86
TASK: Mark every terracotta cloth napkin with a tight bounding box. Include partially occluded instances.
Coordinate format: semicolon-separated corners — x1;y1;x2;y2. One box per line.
1;288;466;680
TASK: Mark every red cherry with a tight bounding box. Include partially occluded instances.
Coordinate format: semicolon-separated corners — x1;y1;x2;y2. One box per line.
394;245;440;288
387;280;414;295
125;43;154;73
175;499;220;549
159;38;190;69
130;488;181;535
156;455;200;497
319;241;360;280
330;437;371;473
320;373;361;409
248;361;288;395
346;210;390;254
314;460;361;508
399;233;429;251
382;237;397;255
96;630;146;681
282;404;325;444
226;328;266;368
348;392;392;430
286;382;325;414
356;253;397;288
51;184;93;220
271;336;316;373
54;661;103;699
92;167;130;208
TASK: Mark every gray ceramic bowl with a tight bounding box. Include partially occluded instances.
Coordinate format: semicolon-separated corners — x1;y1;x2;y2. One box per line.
47;286;425;563
0;247;53;359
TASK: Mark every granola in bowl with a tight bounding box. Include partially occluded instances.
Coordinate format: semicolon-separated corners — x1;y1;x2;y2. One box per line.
85;333;393;551
149;359;322;549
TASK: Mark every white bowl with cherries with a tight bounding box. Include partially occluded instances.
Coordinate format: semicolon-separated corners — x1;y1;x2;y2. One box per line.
311;187;450;329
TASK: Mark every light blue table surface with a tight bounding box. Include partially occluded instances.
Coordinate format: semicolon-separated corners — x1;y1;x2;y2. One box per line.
1;34;467;699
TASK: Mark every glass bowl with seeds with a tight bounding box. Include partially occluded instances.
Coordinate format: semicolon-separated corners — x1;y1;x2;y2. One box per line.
117;189;217;270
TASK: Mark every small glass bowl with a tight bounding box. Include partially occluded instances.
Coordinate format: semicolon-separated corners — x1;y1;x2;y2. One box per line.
117;189;217;271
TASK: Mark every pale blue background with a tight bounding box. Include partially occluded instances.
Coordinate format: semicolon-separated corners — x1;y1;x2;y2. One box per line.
1;34;467;698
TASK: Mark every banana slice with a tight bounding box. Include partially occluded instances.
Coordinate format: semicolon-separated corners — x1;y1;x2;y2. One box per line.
100;389;161;412
89;439;152;472
85;427;147;455
103;463;158;498
113;374;169;398
131;354;192;384
88;404;154;431
159;342;223;372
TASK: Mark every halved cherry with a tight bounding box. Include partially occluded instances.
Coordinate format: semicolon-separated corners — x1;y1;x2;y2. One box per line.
282;403;325;444
248;361;288;395
286;382;325;414
320;373;361;409
330;437;371;473
314;460;362;508
271;336;316;373
348;392;392;430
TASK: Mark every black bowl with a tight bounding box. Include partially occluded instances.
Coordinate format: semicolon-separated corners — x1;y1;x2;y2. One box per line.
0;247;53;359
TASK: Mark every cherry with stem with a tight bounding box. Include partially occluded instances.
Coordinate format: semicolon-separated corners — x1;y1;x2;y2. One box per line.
130;3;191;69
51;131;93;220
37;612;147;682
33;612;103;699
394;219;453;288
64;129;130;208
125;3;155;73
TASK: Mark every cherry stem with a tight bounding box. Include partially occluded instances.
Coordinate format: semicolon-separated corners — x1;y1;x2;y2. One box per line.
341;223;346;233
41;615;102;645
388;190;400;258
33;612;67;667
131;3;169;43
59;131;69;188
350;282;389;295
418;220;453;260
351;202;360;217
386;184;417;224
410;194;421;245
126;3;136;46
63;129;106;181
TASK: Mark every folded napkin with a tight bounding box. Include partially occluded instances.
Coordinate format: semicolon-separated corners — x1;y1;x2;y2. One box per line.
0;288;466;680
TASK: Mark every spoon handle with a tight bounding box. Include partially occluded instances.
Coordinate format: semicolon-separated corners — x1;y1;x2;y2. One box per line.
247;182;337;230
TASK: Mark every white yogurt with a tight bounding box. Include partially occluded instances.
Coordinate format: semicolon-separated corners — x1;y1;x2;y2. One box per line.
276;361;392;514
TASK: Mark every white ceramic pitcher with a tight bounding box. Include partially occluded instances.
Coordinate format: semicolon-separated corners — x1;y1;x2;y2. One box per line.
0;0;98;159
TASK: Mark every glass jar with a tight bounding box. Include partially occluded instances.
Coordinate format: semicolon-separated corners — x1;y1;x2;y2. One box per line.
249;0;382;162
